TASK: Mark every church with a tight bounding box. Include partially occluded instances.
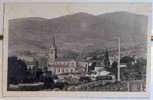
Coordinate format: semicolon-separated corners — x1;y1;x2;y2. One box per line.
47;36;89;75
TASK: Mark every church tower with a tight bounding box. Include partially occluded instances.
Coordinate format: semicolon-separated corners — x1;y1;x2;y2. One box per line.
48;35;57;65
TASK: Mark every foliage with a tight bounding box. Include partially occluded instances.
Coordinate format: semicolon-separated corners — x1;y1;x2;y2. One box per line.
120;56;146;81
85;49;104;60
8;56;27;84
63;51;79;59
120;56;134;66
103;50;110;67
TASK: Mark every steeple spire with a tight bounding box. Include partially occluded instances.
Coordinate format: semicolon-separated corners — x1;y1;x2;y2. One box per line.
51;35;56;48
50;35;57;58
48;35;57;65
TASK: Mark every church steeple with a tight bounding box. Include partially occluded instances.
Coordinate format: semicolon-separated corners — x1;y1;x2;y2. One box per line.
50;35;56;49
48;35;57;65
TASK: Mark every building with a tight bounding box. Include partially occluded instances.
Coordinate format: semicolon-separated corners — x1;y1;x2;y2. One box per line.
48;58;77;75
94;61;105;72
77;60;89;68
48;65;76;75
47;36;88;75
18;55;36;70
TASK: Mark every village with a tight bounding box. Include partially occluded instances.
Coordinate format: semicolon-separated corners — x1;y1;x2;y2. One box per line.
7;36;146;91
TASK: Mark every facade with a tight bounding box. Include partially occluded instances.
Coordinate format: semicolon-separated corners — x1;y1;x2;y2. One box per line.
48;58;77;75
48;65;76;75
77;60;89;68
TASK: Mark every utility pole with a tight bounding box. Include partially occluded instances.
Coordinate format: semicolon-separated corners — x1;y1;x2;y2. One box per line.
117;37;121;81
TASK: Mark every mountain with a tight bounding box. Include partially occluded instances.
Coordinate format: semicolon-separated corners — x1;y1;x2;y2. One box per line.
98;11;148;46
8;12;148;57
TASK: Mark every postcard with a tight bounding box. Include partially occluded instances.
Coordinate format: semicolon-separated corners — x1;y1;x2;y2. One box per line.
0;3;152;97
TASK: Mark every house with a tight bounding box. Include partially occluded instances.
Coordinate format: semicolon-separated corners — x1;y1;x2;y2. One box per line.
94;61;105;72
18;55;36;70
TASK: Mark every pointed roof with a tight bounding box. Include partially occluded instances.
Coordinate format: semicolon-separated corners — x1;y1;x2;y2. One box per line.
50;35;56;48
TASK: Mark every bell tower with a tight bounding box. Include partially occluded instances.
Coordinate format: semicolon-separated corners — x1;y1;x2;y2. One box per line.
48;35;57;65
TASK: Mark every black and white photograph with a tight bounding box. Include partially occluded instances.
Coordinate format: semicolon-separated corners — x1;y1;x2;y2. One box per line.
1;3;151;97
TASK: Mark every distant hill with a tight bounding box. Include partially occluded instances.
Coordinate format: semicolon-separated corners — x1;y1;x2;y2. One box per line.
8;11;148;57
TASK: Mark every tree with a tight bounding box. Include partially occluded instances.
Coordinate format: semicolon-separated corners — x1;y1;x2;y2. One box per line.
110;61;118;79
88;62;96;71
134;58;146;73
104;49;110;68
40;71;55;89
63;51;79;59
120;56;147;81
35;68;43;82
132;58;147;80
8;56;27;85
120;56;134;66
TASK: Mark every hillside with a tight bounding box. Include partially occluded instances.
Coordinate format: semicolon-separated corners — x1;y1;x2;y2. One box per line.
8;11;148;57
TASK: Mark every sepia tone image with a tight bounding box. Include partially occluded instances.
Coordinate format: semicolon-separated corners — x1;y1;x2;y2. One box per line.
3;3;151;94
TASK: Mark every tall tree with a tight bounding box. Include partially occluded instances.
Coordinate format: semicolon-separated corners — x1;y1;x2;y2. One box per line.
110;61;118;79
104;49;110;68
